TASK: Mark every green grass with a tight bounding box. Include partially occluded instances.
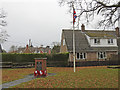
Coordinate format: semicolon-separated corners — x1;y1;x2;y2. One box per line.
2;68;34;84
10;66;119;88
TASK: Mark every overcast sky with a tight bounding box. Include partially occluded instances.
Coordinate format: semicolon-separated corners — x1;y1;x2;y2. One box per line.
0;0;118;52
1;0;72;51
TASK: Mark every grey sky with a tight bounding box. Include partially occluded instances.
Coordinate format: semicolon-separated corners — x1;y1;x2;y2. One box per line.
1;0;117;52
1;0;72;51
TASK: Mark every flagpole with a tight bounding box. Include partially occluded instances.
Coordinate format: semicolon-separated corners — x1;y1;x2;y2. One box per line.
72;4;76;72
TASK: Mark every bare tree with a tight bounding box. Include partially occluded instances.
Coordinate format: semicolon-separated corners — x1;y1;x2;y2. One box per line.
0;30;8;43
9;45;18;52
0;9;7;26
52;42;60;46
51;42;60;53
59;0;120;28
0;9;8;44
51;42;60;54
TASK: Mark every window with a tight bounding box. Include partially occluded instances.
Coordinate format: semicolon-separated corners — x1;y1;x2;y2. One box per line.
94;39;100;44
98;52;106;59
77;53;79;59
76;53;86;59
108;39;113;44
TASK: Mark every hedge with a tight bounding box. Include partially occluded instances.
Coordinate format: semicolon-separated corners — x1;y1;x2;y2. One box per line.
68;60;119;67
2;53;69;67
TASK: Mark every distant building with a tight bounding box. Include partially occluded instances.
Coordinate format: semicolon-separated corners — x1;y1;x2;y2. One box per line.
12;45;51;54
8;39;51;54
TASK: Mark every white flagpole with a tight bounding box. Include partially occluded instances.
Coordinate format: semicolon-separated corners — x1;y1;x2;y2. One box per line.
72;3;76;72
118;7;120;28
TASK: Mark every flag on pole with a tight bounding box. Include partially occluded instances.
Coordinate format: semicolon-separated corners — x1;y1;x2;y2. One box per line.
73;8;77;25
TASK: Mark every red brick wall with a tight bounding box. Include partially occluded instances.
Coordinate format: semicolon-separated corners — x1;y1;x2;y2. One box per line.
87;52;98;61
68;51;118;62
106;51;118;60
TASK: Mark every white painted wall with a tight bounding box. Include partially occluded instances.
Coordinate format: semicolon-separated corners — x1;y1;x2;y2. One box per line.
90;38;117;47
85;34;118;47
85;34;90;44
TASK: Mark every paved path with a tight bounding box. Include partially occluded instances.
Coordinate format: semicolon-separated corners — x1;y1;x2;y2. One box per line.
0;73;56;89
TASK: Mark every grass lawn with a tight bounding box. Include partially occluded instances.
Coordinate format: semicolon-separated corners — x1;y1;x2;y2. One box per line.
5;66;119;88
2;68;34;84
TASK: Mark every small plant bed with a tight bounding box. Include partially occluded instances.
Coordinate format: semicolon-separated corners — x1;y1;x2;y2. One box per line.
107;65;120;69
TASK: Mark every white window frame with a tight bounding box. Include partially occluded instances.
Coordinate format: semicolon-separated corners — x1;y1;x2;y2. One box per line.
76;53;86;60
97;52;106;59
94;39;100;44
34;50;37;53
108;39;113;44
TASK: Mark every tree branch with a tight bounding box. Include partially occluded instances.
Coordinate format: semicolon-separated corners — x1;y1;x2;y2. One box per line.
94;0;120;8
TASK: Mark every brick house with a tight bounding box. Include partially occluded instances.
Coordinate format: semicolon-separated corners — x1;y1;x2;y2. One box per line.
60;24;119;62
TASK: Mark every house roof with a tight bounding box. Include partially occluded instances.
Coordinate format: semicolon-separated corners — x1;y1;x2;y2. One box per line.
8;51;17;53
23;45;32;53
84;30;117;38
85;32;115;38
62;29;118;53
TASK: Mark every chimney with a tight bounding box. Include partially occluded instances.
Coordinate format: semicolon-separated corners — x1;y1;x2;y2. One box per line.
115;27;119;37
26;44;28;49
81;24;85;32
